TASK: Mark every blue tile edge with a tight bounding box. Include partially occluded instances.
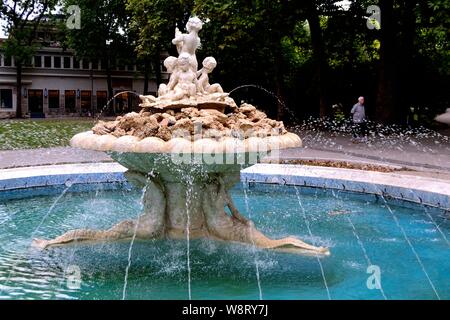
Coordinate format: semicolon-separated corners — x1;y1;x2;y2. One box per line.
240;172;450;211
0;172;127;191
1;165;448;211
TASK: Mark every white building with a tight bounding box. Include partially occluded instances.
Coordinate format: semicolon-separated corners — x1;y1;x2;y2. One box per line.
0;38;160;118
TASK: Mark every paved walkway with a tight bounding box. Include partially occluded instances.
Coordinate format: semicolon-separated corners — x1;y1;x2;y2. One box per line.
1;130;449;180
298;129;450;168
0;147;111;169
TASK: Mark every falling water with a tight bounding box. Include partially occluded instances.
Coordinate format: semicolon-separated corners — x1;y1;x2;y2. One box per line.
0;174;79;294
241;182;263;300
59;186;102;290
293;185;331;300
377;190;441;300
229;84;299;121
122;183;147;300
330;190;388;299
185;180;193;300
95;91;142;122
405;189;449;246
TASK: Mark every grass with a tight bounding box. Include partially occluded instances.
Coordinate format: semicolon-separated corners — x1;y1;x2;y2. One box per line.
0;119;94;150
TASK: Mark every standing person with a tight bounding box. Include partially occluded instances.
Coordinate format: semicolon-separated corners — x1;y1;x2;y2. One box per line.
351;96;366;142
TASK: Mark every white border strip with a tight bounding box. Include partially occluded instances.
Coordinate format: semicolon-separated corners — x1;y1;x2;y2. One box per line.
241;164;450;211
0;163;127;190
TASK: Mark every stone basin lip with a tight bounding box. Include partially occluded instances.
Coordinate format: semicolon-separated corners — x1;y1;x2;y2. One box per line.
70;131;302;154
0;162;448;211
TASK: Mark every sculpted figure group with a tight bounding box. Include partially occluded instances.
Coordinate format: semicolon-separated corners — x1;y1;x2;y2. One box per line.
144;17;224;106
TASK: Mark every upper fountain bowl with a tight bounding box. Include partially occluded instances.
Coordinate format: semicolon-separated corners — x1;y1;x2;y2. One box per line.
70;102;302;176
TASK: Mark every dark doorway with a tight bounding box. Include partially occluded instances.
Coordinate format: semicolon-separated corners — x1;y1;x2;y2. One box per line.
0;89;13;109
28;89;44;118
96;91;107;115
80;90;92;116
48;90;60;109
65;90;76;113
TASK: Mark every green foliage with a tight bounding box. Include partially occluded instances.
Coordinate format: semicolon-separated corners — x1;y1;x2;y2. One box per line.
416;0;450;75
61;0;132;66
2;0;448;122
194;0;303;91
1;0;58;65
126;0;194;60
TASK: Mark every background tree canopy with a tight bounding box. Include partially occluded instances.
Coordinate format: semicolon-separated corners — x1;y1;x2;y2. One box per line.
2;0;448;125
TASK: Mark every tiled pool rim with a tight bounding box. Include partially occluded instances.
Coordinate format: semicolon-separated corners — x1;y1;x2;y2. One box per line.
0;163;449;211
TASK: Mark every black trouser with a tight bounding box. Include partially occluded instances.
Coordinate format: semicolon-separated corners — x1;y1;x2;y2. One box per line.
352;121;366;138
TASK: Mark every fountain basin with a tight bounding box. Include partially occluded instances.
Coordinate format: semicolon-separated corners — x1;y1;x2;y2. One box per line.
0;169;448;300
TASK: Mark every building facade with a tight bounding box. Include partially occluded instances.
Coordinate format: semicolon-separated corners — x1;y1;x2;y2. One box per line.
0;39;160;118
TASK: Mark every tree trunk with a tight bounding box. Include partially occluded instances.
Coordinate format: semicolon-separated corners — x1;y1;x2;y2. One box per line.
274;56;285;121
105;58;114;114
397;0;416;124
375;0;398;123
153;50;162;89
307;6;328;118
15;62;23;118
143;59;150;95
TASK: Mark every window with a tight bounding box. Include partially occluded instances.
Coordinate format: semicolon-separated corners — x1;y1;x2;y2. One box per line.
54;56;61;68
96;91;107;112
91;60;98;70
3;55;11;67
34;56;42;67
63;57;71;68
48;90;60;109
100;59;107;70
0;89;13;108
73;58;80;69
82;60;90;69
28;90;43;113
80;90;91;115
44;56;51;68
24;57;33;67
65;90;76;112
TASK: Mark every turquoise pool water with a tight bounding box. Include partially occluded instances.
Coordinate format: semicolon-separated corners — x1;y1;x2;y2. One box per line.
0;183;448;300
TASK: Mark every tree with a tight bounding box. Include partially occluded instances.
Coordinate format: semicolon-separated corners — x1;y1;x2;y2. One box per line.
127;0;194;94
1;0;57;118
194;0;302;119
62;0;131;102
374;0;450;123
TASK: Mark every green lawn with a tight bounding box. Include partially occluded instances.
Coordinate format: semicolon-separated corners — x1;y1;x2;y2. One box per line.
0;119;94;150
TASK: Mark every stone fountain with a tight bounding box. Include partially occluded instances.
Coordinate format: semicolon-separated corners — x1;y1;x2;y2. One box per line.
33;17;329;256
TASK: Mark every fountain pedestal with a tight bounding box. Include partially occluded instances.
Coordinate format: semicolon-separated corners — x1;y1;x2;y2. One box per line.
33;152;329;255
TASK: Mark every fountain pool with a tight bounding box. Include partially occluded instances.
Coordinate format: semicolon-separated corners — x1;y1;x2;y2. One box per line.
0;182;448;300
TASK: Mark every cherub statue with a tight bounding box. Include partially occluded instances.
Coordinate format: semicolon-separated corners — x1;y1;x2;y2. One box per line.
197;57;224;95
172;17;203;72
163;53;198;101
158;56;178;97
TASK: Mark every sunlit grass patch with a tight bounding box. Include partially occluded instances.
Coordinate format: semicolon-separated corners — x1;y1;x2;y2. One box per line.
0;119;94;150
